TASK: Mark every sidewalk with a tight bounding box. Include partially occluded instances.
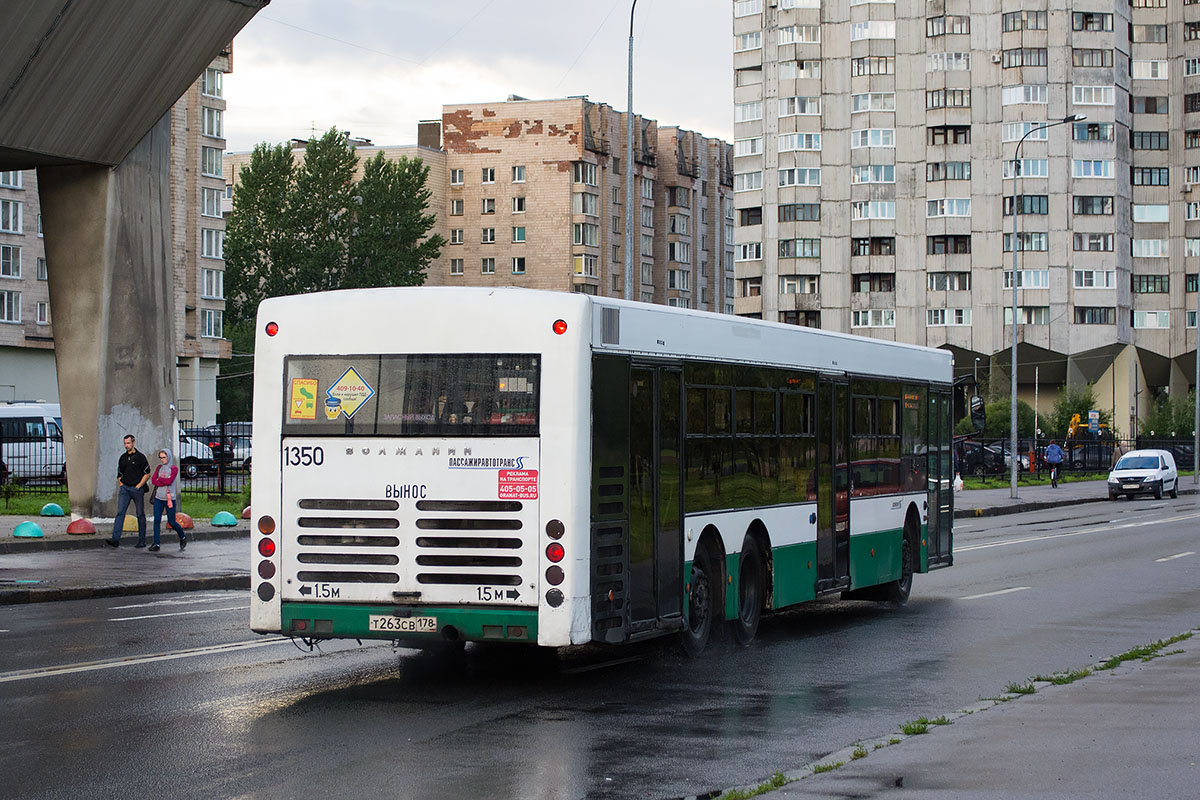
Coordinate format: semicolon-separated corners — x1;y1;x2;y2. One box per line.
954;476;1198;518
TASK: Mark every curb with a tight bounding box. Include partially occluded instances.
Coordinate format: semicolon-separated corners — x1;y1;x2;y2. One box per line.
0;527;249;554
0;574;250;605
954;485;1198;519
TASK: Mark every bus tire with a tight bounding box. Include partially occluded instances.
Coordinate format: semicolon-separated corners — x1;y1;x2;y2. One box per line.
732;536;765;646
882;536;914;605
682;546;718;657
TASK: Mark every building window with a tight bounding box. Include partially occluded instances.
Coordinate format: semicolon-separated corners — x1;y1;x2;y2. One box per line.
201;268;224;299
201;228;224;259
927;162;971;181
1072;48;1113;68
201;308;223;338
481;198;495;215
0;172;21;188
926;15;970;36
573;223;598;247
1073;160;1114;179
854;274;894;293
1074;269;1116;289
851;309;896;328
1073;196;1113;215
668;242;691;263
450;258;463;275
928;272;972;290
1004;307;1050;325
512;165;525;183
1131;24;1168;43
36;301;49;325
926;235;971;254
573;254;598;277
1132;60;1168;80
779;96;821;117
1131;167;1169;186
778;203;820;222
511;257;526;274
640;206;655;228
1130;96;1169;114
1132;205;1169;223
926;52;970;71
778;168;821;187
572;162;598;186
1005;232;1049;251
1188;94;1200;113
512;196;526;213
1132;311;1170;329
481;228;496;244
1074;307;1115;325
926;89;971;109
201;146;222;178
481;167;495;184
201;107;223;138
734;0;762;16
851;93;895;113
1132;239;1169;258
734;171;763;192
1003;48;1048;68
1073;86;1115;106
0;290;20;322
202;187;222;218
450;169;464;185
735;31;762;52
449;199;463;216
1003;10;1047;31
850;20;896;40
481;258;496;274
780;275;819;294
737;242;763;261
36;257;47;280
1002;85;1048;106
574;192;599;216
1072;12;1112;31
852;237;896;256
0;199;22;233
928;126;971;145
1073;233;1113;251
927;198;971;218
512;227;526;243
851;165;895;184
1003;269;1049;289
735;101;763;122
450;229;464;245
1132;275;1169;293
667;269;690;290
927;308;972;326
740;277;762;297
778;133;821;152
734;137;762;157
201;67;223;97
669;214;688;234
1002;159;1048;180
1003;123;1048;143
851;201;895;220
1003;195;1049;215
778;238;820;258
852;56;895;76
850;129;895;148
1131;131;1169;151
0;245;19;278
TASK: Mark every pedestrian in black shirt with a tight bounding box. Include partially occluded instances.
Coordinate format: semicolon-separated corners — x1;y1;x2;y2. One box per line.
105;434;150;548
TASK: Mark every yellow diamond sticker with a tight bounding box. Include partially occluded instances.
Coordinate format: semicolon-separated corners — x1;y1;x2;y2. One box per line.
327;367;375;419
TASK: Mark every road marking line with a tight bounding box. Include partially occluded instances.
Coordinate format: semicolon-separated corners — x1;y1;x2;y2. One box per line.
109;605;249;622
1155;552;1196;563
958;511;1200;553
0;638;290;683
960;587;1030;600
109;594;236;610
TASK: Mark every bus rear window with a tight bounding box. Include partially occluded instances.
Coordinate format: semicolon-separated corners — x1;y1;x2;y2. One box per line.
281;354;539;437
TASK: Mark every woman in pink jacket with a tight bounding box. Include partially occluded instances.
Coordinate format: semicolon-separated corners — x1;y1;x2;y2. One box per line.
149;448;187;551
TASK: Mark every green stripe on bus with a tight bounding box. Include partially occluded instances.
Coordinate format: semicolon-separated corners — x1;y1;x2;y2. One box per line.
280;603;539;643
847;528;904;589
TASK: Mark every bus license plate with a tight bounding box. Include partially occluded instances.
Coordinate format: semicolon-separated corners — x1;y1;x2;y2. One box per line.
368;615;437;633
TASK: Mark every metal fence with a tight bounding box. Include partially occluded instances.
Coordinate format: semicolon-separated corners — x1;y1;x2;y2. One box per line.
1;422;249;496
955;436;1196;479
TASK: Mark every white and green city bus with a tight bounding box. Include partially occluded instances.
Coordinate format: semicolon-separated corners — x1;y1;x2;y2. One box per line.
249;287;954;654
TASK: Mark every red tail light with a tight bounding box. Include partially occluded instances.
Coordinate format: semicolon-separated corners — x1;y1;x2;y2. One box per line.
546;542;564;562
258;538;276;557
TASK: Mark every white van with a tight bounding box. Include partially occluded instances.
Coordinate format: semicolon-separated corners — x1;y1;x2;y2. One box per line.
0;402;67;484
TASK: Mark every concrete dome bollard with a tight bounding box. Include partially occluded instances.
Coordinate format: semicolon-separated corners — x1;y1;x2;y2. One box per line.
175;512;194;530
241;506;251;519
211;511;238;527
67;519;97;535
13;521;45;538
40;503;65;516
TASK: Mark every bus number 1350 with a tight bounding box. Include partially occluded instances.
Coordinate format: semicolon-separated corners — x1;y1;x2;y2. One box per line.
284;445;324;467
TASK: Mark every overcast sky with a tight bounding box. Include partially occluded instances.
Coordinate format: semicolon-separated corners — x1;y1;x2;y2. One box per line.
224;0;733;153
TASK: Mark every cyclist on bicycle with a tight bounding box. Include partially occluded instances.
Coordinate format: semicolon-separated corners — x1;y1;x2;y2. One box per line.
1045;440;1065;488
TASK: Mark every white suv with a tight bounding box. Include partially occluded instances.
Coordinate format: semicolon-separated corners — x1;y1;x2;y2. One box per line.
1108;449;1178;500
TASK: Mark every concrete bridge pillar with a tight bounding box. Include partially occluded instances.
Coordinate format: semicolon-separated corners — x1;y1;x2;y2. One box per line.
36;114;178;519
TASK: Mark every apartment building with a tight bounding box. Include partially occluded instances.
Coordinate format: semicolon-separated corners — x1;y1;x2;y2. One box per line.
732;0;1200;432
426;97;735;312
0;53;232;423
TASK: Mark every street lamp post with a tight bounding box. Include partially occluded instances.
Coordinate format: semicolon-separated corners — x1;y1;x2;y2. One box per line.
1010;114;1085;498
623;0;639;301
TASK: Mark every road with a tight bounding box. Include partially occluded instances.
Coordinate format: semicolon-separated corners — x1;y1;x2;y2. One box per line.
2;496;1198;800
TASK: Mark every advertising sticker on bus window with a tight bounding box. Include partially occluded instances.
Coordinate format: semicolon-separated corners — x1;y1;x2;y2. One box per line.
326;367;375;419
289;378;319;420
499;469;538;500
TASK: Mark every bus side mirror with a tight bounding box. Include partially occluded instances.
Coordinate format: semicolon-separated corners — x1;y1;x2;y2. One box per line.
969;395;985;433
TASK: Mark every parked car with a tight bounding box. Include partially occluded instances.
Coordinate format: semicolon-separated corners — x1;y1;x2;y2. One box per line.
1107;449;1179;500
177;432;217;479
955;440;1006;476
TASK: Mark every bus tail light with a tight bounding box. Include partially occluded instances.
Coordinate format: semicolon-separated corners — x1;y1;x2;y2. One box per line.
257;515;276;534
546;542;564;562
545;565;564;585
552;319;568;335
265;321;279;336
258;538;276;557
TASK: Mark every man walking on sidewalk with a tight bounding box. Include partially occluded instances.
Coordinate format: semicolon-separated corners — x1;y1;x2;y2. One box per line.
105;434;150;548
1045;440;1065;488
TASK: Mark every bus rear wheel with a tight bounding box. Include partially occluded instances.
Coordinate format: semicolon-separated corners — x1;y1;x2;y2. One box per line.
682;547;718;657
732;537;765;646
882;536;914;605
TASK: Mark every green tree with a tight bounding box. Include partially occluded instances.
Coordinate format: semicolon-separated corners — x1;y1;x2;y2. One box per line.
1141;391;1198;438
215;319;255;422
224;142;296;322
346;152;446;288
290;128;357;293
1047;384;1111;439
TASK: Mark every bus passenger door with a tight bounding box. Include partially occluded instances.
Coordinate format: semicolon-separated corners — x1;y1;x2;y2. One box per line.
628;365;684;633
816;380;851;592
926;390;953;567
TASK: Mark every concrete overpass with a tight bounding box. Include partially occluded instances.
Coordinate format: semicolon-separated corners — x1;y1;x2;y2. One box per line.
0;0;268;517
